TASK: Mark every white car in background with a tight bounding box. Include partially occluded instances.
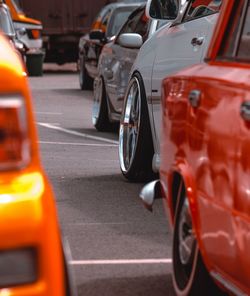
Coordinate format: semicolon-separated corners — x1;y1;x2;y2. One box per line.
119;0;222;182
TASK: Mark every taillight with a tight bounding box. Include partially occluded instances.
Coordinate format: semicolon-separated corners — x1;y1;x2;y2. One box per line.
30;29;41;40
0;96;30;170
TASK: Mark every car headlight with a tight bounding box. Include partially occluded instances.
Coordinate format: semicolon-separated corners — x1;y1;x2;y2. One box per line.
0;248;37;288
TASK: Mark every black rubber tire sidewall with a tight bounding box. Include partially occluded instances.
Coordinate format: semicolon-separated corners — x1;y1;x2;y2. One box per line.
93;77;113;132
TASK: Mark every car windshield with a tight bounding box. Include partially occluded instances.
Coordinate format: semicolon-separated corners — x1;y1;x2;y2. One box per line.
107;6;137;37
0;6;15;36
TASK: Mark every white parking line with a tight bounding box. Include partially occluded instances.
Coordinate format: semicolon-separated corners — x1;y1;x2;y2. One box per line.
69;259;172;265
39;141;117;147
37;122;119;145
35;112;63;115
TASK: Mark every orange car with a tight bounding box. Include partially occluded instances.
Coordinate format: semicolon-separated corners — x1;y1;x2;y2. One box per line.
141;0;250;295
0;34;73;295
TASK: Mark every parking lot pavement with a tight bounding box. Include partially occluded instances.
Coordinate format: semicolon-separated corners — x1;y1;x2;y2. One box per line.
29;68;174;295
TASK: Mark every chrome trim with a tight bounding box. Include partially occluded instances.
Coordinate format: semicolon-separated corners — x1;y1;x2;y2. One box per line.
139;179;162;211
210;271;247;296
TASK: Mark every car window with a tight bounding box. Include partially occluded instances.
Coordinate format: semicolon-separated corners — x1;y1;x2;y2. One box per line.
183;0;222;22
157;19;168;29
218;1;250;61
107;6;139;37
117;7;149;41
237;4;250;59
0;6;15;36
91;6;112;32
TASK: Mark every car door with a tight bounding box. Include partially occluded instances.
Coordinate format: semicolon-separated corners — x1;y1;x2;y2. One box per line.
104;6;149;115
188;3;250;290
151;0;221;155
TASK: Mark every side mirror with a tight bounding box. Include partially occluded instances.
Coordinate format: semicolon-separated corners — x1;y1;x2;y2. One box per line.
89;30;106;41
146;0;179;20
118;33;143;49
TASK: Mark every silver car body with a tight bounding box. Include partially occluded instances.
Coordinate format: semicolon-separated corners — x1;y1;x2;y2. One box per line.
96;6;166;121
128;0;220;171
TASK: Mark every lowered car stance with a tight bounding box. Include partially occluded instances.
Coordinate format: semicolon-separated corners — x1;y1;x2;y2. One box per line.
141;0;250;295
119;0;222;181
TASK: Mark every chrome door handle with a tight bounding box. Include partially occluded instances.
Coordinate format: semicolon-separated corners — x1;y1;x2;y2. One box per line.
191;37;204;46
188;90;201;108
241;101;250;121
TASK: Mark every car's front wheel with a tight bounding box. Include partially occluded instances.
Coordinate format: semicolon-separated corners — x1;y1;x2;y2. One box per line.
172;180;224;296
119;73;156;182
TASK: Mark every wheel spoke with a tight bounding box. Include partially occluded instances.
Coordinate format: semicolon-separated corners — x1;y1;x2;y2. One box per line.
119;77;141;172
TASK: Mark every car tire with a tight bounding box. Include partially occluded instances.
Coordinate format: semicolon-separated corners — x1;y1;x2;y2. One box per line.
79;56;93;90
172;181;224;296
119;73;156;182
92;76;113;131
26;53;44;77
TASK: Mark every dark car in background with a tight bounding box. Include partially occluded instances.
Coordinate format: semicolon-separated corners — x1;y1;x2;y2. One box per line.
78;2;141;90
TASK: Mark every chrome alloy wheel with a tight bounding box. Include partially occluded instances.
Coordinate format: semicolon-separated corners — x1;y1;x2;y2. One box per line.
119;77;141;173
92;77;103;126
178;198;195;266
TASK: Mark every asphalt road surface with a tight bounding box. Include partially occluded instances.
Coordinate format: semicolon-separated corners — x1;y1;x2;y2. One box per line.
29;65;175;296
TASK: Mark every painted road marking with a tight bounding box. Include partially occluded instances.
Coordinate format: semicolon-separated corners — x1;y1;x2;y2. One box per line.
38;122;119;145
39;141;117;147
35;112;62;115
69;259;172;265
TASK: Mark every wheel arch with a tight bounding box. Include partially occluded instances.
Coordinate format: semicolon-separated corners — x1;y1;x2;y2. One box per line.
168;164;200;237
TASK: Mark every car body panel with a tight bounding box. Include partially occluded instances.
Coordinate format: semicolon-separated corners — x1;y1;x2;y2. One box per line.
160;0;250;293
98;5;156;119
79;3;140;81
130;0;221;171
0;34;66;295
103;42;139;116
161;60;250;296
151;13;218;153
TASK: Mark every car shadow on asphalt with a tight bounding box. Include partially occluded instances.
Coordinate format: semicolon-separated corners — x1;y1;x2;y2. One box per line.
77;274;175;296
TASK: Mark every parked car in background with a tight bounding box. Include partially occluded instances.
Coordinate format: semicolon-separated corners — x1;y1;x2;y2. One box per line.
92;4;167;131
78;2;141;90
0;1;26;60
141;0;250;295
119;0;222;182
0;32;74;295
19;0;125;65
5;0;44;76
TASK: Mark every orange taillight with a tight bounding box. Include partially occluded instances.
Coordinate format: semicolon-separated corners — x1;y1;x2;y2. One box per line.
31;29;41;40
0;96;30;170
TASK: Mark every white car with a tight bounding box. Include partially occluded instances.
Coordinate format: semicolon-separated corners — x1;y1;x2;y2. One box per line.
119;0;222;181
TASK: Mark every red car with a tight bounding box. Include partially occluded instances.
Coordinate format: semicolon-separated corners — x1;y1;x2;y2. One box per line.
141;0;250;295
